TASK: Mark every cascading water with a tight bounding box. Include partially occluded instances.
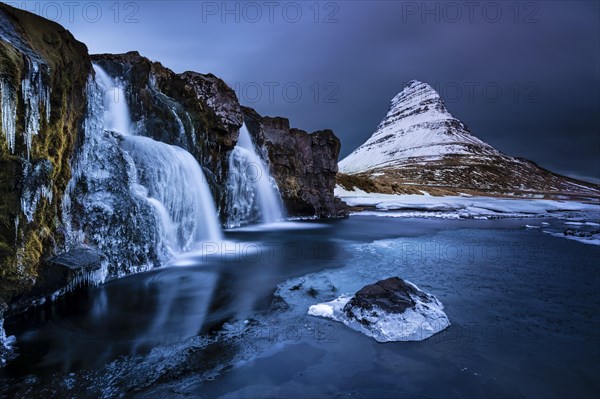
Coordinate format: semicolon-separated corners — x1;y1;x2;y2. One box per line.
226;124;283;227
63;65;222;276
92;64;131;135
121;136;222;250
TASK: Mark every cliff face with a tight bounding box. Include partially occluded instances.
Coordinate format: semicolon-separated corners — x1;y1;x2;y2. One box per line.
243;107;347;218
0;4;91;308
91;52;243;215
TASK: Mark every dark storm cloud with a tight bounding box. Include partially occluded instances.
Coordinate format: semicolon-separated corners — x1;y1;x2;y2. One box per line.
8;0;599;182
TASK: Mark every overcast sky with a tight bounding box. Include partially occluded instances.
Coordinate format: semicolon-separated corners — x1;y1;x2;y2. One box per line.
8;0;599;182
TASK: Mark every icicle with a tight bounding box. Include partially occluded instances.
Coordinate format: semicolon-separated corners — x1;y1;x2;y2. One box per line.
63;260;109;294
185;112;197;147
14;215;19;244
20;183;53;223
170;108;186;143
0;78;17;153
0;318;16;365
21;59;51;159
20;160;53;224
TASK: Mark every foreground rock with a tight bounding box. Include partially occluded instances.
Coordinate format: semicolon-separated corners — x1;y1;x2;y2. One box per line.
4;248;106;319
308;277;449;342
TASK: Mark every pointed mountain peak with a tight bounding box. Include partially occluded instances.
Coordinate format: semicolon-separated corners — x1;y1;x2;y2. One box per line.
393;80;440;102
386;80;449;123
338;79;500;174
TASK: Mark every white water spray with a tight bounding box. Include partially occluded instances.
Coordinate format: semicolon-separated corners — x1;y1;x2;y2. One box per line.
121;135;223;249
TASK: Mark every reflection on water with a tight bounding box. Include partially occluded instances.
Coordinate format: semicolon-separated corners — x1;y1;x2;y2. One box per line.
3;221;344;377
4;268;217;374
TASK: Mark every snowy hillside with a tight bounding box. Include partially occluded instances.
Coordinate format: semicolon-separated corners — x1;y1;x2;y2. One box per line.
339;80;500;174
337;80;599;197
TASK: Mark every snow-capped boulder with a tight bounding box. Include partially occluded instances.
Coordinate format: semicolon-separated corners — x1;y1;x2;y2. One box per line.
308;277;450;342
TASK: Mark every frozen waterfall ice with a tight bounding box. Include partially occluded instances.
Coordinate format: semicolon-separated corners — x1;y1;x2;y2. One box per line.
121;135;223;249
93;63;223;249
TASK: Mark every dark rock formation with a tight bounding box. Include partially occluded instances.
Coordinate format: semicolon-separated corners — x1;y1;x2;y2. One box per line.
563;228;600;238
9;248;105;313
343;277;429;323
91;52;243;214
0;3;91;308
243;107;348;218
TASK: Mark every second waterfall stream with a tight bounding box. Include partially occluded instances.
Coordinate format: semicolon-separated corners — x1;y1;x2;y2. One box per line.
226;124;284;228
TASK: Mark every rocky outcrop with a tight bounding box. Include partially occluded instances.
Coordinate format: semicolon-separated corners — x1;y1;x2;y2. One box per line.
8;248;106;313
0;3;91;308
338;80;600;199
243;107;347;218
91;52;243;215
308;277;450;342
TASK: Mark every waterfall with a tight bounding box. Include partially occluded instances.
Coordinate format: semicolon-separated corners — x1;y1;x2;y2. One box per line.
226;124;283;228
121;135;223;249
63;65;222;275
92;64;131;136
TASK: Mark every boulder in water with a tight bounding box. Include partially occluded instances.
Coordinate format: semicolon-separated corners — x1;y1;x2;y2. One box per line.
308;277;449;342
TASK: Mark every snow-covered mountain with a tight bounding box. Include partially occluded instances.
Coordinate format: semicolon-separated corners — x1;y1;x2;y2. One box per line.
338;80;599;198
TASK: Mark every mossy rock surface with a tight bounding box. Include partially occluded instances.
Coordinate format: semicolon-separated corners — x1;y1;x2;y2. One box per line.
0;3;91;307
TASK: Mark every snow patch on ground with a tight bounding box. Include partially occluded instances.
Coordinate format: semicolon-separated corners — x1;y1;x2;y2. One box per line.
335;185;600;218
543;231;600;246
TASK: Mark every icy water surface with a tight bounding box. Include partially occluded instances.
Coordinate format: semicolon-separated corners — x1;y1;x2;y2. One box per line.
1;216;599;398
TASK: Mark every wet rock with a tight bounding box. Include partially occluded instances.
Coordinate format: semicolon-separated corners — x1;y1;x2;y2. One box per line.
0;3;92;308
33;248;105;294
344;277;426;317
564;228;600;238
7;248;106;315
309;277;450;342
